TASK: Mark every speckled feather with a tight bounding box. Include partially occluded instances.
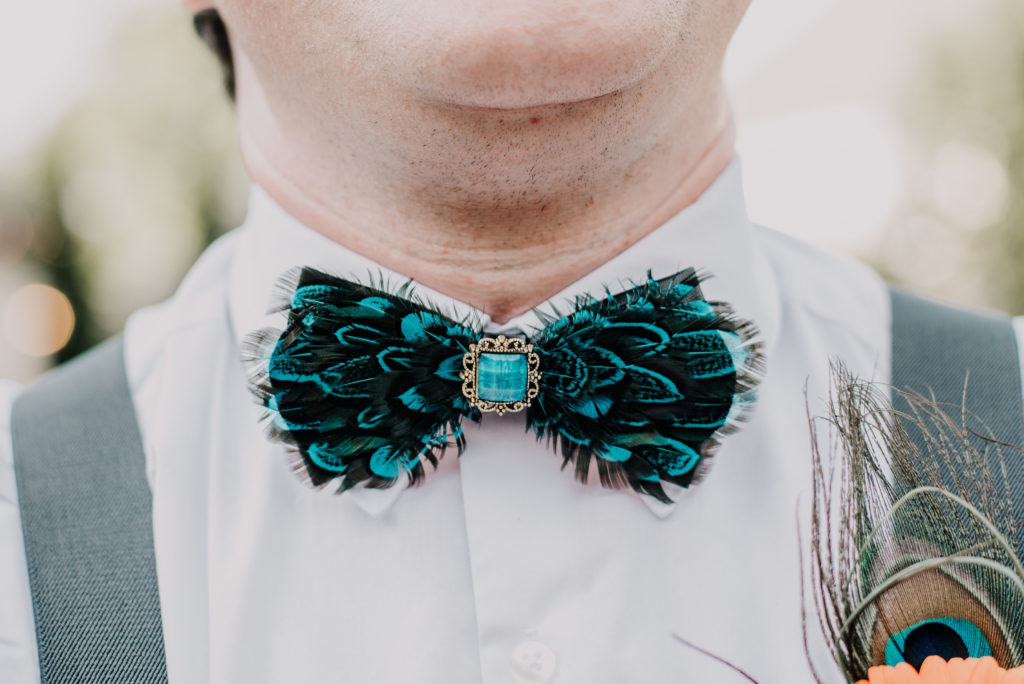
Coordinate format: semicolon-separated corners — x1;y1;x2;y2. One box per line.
528;269;763;503
242;267;480;492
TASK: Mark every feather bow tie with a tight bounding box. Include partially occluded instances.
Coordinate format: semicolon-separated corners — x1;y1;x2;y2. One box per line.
242;267;763;503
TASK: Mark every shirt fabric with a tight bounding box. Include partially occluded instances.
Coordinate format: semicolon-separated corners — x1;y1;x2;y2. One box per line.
2;159;1022;683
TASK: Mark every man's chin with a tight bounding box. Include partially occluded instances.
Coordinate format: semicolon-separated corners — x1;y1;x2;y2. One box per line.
392;7;682;111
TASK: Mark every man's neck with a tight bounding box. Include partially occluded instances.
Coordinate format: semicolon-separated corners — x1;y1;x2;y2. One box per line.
237;50;736;323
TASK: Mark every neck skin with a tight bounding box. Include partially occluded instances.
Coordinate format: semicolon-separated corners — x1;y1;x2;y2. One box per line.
235;46;736;324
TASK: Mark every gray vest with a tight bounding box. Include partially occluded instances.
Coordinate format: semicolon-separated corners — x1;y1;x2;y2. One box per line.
10;289;1024;682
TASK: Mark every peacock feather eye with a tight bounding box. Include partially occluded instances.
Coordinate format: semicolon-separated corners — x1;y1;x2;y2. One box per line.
869;569;1010;670
884;618;992;669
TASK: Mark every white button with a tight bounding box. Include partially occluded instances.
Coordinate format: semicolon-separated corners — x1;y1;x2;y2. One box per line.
510;640;557;684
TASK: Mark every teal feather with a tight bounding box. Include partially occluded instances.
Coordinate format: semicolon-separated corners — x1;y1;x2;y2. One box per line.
242;267;479;492
527;269;763;503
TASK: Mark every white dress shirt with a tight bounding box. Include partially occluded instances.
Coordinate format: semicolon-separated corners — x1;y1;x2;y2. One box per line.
3;158;1023;683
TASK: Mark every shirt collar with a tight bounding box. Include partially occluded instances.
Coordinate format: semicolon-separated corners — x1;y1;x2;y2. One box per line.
228;156;780;518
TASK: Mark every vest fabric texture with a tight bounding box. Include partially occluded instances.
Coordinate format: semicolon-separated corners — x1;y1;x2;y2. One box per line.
889;289;1024;553
10;290;1024;682
11;337;168;683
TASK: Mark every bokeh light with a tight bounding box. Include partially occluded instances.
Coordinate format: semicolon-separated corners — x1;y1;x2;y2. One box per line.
2;284;76;357
929;141;1009;232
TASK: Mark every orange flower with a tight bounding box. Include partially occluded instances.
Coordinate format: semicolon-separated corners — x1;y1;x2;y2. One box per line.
857;657;1024;684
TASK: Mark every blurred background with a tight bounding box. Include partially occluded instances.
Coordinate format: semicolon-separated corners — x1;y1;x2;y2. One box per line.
1;0;1022;380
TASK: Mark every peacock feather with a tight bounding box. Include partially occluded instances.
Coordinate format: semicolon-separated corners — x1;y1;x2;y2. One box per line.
808;365;1024;681
242;267;763;501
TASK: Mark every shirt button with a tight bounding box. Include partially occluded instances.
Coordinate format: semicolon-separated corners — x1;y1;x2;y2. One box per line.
510;640;557;684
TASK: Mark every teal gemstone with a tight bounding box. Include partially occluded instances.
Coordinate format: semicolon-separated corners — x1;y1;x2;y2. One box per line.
477;352;528;403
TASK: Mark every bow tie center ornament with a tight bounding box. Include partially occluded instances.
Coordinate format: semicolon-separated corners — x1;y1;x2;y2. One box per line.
460;334;541;414
242;267;763;503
